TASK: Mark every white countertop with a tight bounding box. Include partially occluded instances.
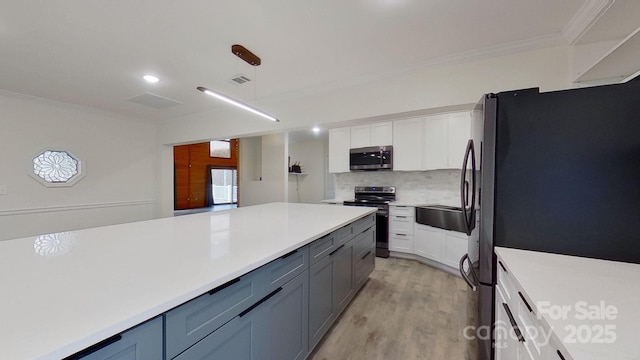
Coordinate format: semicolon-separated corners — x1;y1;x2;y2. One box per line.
0;202;375;360
495;247;640;360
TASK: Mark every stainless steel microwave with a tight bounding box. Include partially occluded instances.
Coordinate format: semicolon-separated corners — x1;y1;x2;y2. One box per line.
349;146;393;171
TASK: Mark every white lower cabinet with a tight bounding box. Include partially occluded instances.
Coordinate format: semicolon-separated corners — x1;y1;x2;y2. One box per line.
442;231;468;268
389;206;415;253
495;254;574;360
414;224;445;261
414;224;470;269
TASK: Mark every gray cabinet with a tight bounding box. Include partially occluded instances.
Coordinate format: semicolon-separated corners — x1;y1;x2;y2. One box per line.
308;217;376;352
173;305;264;360
165;270;266;359
332;242;354;315
309;252;335;349
264;270;309;360
308;239;356;350
74;316;162;360
175;270;310;360
353;227;376;290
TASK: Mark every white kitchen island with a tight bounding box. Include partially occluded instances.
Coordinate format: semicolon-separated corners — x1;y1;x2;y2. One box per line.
495;247;640;360
0;202;376;360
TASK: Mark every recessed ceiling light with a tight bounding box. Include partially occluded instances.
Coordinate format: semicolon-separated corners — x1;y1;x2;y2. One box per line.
312;127;320;133
143;75;159;83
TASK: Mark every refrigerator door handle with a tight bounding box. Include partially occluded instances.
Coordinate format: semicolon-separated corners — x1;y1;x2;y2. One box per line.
459;254;477;292
460;141;471;235
460;139;476;236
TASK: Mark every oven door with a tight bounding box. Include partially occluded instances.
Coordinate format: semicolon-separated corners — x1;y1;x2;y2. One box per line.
375;211;390;258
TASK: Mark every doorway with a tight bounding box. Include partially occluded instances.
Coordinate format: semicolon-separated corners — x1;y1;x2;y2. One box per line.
209;168;238;205
173;139;239;210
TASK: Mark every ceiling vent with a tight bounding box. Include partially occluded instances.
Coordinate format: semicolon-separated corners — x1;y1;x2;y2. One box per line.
126;92;182;109
230;74;252;85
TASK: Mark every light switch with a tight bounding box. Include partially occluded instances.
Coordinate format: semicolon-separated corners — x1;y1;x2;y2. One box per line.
0;185;7;195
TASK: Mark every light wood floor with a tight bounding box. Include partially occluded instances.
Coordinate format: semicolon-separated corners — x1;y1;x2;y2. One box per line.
309;257;479;360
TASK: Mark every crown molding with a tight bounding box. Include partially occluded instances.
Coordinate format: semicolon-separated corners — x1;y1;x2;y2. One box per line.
419;34;568;68
563;0;614;44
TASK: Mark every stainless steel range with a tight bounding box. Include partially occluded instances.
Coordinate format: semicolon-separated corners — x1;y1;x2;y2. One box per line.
343;186;396;258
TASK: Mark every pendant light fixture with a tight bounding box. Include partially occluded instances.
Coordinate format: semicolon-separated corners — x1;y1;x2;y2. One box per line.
198;44;279;122
197;86;278;122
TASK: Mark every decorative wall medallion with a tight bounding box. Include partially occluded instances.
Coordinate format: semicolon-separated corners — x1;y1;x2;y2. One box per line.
31;150;85;187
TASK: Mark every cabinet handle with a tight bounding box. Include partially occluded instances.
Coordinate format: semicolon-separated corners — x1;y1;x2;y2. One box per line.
502;303;525;342
208;277;241;295
498;260;507;273
280;249;298;259
518;291;534;314
239;287;283;317
396;216;407;219
329;244;345;257
361;251;372;260
63;335;122;359
556;350;566;360
395;233;407;237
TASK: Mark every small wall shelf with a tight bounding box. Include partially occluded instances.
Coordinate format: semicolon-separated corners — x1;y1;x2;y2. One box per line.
288;172;308;176
575;25;640;84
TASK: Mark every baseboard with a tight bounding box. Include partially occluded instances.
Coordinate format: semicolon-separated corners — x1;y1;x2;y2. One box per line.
389;251;461;277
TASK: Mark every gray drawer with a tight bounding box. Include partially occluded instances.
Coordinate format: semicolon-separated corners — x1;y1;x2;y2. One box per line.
333;223;353;247
73;316;163;360
354;249;375;290
352;227;375;258
309;233;334;265
165;270;266;359
262;245;309;290
352;214;375;236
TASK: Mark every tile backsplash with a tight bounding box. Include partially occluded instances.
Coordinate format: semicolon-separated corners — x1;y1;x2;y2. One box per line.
333;170;462;205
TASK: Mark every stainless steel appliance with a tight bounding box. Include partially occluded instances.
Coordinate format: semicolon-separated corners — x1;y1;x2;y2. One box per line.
343;186;396;257
349;146;393;171
458;81;640;360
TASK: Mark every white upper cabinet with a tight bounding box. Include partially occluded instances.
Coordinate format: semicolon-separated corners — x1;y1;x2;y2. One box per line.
327;111;480;173
392;118;423;171
370;122;393;146
349;125;371;148
350;122;392;148
328;127;350;173
447;111;473;169
422;111;481;170
422;114;448;170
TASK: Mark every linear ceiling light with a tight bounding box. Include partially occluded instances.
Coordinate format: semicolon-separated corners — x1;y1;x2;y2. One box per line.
197;86;279;122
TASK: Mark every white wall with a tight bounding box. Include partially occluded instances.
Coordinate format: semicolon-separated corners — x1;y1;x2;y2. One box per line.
238;134;288;206
0;91;157;240
287;136;327;204
155;45;572;215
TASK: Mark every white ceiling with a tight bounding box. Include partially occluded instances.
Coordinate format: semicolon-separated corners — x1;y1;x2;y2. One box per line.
1;0;638;122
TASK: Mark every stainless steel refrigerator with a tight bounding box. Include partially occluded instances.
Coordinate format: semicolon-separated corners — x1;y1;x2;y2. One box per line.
458;81;640;360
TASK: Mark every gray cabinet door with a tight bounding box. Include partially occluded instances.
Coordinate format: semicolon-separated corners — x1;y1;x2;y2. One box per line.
74;316;162;360
354;248;375;291
173;310;264;360
332;241;354;315
165;271;266;359
263;270;309;360
308;253;335;350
